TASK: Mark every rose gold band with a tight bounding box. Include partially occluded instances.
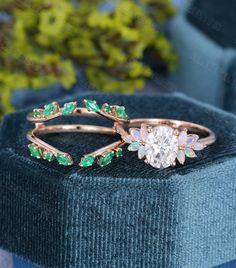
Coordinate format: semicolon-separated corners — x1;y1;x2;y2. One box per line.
27;107;128;123
27;124;122;159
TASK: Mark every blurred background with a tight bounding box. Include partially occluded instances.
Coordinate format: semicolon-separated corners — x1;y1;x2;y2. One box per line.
0;0;236;267
0;0;177;117
0;0;235;119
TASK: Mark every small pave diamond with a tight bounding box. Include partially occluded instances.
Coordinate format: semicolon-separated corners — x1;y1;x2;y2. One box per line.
145;125;178;168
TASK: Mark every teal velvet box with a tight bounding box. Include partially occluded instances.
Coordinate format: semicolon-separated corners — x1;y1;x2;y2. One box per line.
169;0;236;113
0;93;236;268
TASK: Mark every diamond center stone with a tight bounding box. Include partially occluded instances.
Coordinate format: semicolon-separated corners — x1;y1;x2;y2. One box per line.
145;125;178;169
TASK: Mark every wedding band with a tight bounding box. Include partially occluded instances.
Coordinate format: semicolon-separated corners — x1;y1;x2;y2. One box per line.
26;99;216;169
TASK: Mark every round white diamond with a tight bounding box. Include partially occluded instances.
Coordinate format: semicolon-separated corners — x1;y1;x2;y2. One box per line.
144;125;178;169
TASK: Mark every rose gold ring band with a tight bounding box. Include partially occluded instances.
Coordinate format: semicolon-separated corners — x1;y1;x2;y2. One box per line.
27;124;122;159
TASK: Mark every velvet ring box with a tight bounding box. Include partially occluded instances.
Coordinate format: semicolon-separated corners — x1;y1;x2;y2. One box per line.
169;0;236;114
0;93;236;268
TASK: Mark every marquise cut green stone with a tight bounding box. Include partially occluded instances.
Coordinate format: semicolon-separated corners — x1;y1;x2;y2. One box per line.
44;152;54;162
44;103;57;117
62;102;77;115
33;110;42;118
98;152;114;167
84;99;100;112
115;106;127;118
102;103;111;113
80;155;95;167
56;154;72;166
29;144;41;158
115;149;123;157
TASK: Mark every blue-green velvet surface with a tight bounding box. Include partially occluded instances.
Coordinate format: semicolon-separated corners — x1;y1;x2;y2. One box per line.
169;1;236;113
187;0;236;48
225;57;236;114
0;93;236;268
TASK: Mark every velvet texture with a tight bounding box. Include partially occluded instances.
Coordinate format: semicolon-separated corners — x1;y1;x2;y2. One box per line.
169;1;236;113
187;0;236;48
224;57;236;114
0;93;236;268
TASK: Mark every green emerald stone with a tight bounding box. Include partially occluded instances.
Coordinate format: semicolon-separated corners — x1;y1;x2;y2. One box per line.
44;103;57;117
29;144;41;158
62;102;77;115
44;151;54;162
115;106;127;118
56;153;72;166
33;109;42;118
98;152;114;167
102;103;111;113
80;155;95;167
115;149;123;157
84;99;100;112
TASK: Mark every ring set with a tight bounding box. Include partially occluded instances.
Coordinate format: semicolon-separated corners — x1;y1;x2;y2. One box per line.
27;99;216;169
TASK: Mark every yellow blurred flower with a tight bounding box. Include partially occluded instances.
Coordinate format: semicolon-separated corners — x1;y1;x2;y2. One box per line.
0;0;176;117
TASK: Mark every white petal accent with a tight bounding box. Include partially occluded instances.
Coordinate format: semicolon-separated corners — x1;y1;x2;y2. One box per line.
186;137;195;145
140;124;149;141
129;128;142;141
177;150;185;164
123;135;134;144
186;134;199;147
178;131;187;146
128;142;140;151
185;148;197;158
138;146;146;159
194;142;205;151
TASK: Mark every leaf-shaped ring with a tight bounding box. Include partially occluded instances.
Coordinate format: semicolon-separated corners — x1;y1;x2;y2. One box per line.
26;99;128;168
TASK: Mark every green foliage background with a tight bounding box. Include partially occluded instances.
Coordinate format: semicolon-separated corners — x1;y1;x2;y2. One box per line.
0;0;176;116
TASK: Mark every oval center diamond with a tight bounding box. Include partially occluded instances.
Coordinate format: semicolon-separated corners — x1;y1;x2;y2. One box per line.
144;125;178;168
